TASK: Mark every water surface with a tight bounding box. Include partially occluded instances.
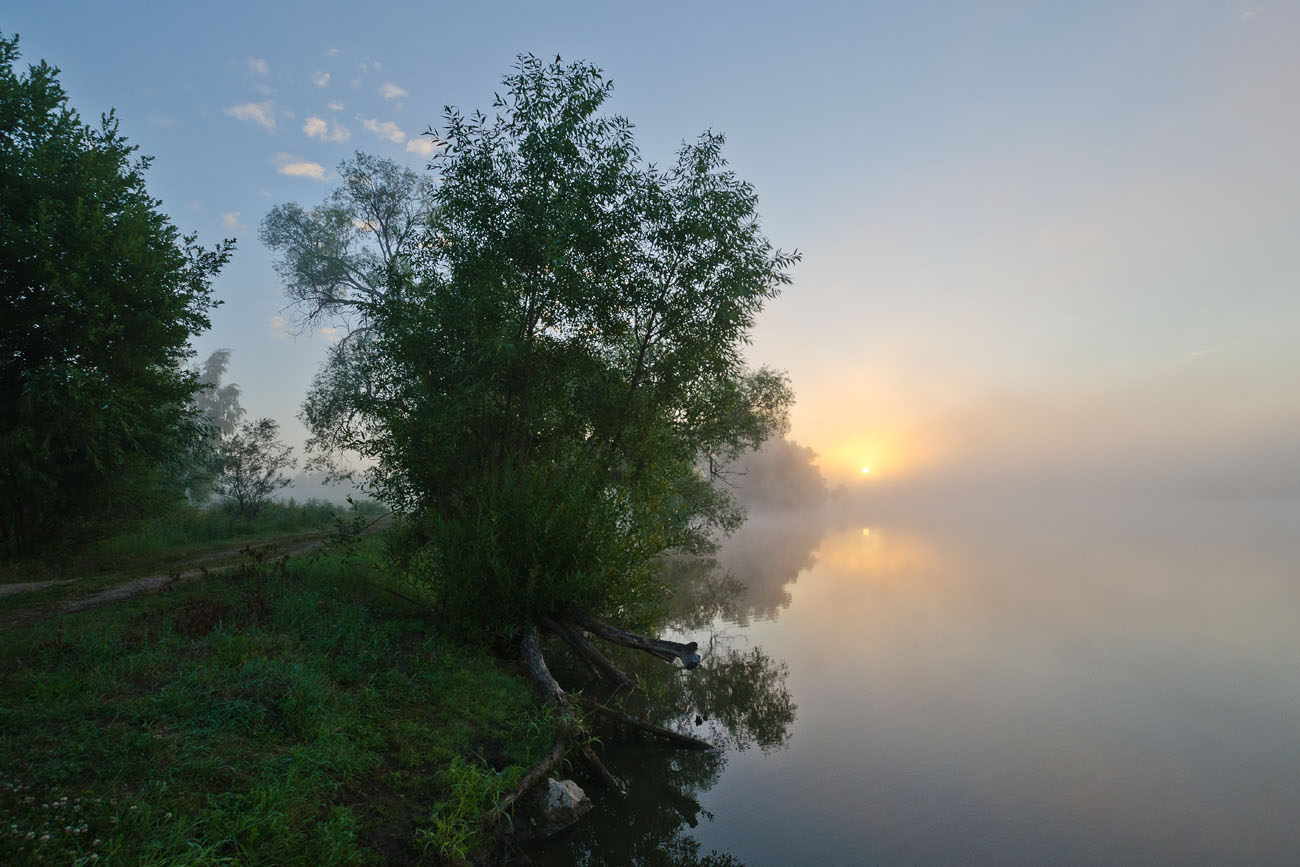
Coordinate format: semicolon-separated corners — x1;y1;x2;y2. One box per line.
534;498;1300;865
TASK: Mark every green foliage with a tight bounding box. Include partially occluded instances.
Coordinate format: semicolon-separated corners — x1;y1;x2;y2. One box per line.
214;419;297;518
0;33;232;554
295;56;797;637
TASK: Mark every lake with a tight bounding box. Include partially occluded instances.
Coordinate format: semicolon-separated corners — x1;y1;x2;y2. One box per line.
529;497;1300;865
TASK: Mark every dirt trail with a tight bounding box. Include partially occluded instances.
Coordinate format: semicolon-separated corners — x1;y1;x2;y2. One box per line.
1;521;386;629
0;579;74;599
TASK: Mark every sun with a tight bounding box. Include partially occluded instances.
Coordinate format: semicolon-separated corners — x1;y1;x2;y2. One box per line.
861;466;870;475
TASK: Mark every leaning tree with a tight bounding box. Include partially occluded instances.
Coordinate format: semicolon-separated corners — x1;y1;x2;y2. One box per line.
283;55;797;803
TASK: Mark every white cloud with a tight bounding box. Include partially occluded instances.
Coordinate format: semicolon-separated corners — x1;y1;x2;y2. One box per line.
248;57;269;77
226;101;276;130
405;137;442;157
326;47;343;57
318;326;341;342
303;116;350;143
361;117;405;143
220;211;243;230
271;153;327;180
312;70;331;87
379;82;408;100
148;112;174;127
326;100;344;111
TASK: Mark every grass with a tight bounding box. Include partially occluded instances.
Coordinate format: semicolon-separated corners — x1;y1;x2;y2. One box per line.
0;500;388;610
0;532;552;865
96;498;383;557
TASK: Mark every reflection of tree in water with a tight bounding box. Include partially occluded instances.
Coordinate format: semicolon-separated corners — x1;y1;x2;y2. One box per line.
664;511;830;627
524;744;739;866
527;604;795;865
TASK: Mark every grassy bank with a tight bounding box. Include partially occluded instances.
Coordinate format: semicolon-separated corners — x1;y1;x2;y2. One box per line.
0;532;550;864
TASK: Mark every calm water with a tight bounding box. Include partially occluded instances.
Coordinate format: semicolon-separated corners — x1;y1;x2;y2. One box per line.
531;498;1300;866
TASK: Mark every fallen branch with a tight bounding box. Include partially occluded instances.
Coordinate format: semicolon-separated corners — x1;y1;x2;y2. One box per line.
541;614;636;689
574;695;716;750
567;612;702;669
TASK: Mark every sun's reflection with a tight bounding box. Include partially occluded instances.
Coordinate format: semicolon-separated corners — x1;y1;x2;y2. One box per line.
812;523;946;585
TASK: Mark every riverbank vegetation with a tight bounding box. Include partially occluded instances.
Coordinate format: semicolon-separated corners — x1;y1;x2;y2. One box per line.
4;34;797;863
0;534;554;865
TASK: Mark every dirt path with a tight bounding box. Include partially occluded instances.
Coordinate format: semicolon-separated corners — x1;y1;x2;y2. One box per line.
1;521;387;629
0;579;75;599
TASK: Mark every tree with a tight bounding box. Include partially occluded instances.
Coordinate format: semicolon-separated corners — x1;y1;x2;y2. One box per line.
213;418;296;517
173;349;246;504
0;34;232;554
318;56;796;622
259;151;434;334
193;348;245;437
284;55;798;797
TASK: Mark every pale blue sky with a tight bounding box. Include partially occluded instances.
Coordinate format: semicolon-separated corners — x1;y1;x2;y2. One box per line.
11;1;1298;494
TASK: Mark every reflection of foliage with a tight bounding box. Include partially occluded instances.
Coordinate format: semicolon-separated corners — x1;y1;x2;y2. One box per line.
527;743;740;867
662;556;746;631
681;643;795;754
660;512;830;628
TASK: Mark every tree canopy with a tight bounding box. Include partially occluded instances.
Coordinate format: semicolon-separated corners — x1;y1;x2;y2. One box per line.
260;151;434;334
293;55;797;636
0;33;231;553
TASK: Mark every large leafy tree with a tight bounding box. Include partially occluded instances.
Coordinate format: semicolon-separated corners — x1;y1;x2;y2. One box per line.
0;34;231;553
305;56;797;636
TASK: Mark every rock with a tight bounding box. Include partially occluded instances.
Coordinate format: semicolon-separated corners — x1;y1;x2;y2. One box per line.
529;778;592;837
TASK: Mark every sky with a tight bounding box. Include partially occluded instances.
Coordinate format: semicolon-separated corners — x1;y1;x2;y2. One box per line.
10;1;1299;498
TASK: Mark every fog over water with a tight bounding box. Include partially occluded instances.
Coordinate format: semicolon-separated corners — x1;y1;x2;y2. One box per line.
536;467;1300;865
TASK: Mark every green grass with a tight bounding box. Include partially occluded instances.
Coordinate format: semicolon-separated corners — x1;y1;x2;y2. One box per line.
0;499;386;597
0;533;551;865
96;498;377;556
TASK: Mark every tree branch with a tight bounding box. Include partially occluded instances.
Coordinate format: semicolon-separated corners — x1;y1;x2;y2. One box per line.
566;612;702;669
541;613;636;689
